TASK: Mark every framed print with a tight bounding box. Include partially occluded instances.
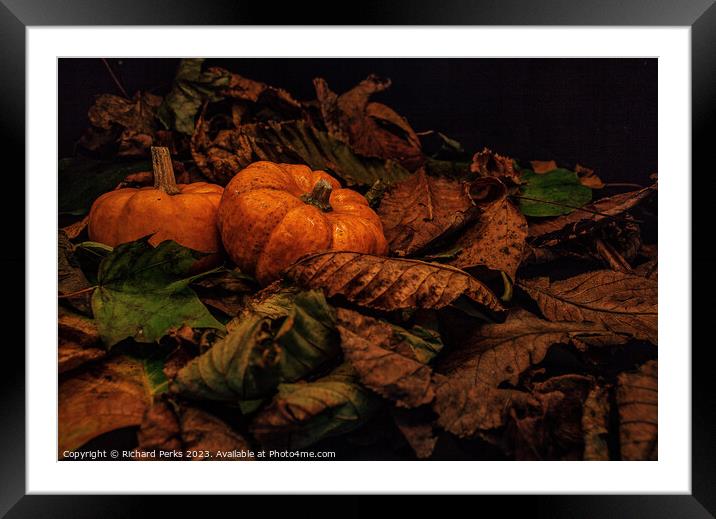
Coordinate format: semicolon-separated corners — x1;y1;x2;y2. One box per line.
2;0;713;515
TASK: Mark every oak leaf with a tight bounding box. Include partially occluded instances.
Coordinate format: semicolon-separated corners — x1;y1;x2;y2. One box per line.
518;270;657;344
285;251;504;314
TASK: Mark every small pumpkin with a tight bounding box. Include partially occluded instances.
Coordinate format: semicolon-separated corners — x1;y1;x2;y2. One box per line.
88;147;224;263
218;161;388;285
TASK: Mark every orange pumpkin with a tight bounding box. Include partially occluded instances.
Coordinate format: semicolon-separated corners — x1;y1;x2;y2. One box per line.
88;147;224;262
218;161;388;285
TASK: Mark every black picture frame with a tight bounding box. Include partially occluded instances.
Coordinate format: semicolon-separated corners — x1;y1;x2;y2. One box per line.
1;1;711;516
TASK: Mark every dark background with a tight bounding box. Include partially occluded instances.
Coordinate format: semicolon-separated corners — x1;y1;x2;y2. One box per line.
58;58;657;184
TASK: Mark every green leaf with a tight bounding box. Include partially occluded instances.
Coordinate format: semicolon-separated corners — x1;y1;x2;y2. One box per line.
250;363;381;449
519;168;592;216
91;238;224;347
158;58;231;135
58;157;150;216
172;288;340;401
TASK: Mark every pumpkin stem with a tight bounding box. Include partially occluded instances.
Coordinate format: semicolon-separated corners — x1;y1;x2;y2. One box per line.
301;179;333;212
151;146;180;195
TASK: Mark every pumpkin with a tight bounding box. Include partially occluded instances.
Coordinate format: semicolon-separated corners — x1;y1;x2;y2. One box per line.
88;147;224;264
218;161;388;285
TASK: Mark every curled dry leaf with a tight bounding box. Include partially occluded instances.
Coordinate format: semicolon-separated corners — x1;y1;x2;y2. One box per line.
471;147;521;184
285;251;504;314
377;169;479;256
136;400;253;460
336;308;442;408
59;354;167;455
58;308;105;373
518;270;657;344
582;384;611;460
314;75;424;171
433;309;627;437
79;92;163;157
528;184;656;246
250;364;381;450
447;198;528;281
191;118;409;186
617;360;657;460
173;289;340;401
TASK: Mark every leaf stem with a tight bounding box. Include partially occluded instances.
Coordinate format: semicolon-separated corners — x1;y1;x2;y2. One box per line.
58;285;97;299
101;58;130;99
513;195;642;222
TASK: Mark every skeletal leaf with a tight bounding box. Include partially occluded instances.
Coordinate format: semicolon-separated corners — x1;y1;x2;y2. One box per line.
519;270;657;344
285;251;504;314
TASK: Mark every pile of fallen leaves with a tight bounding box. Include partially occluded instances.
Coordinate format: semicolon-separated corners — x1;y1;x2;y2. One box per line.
58;59;657;461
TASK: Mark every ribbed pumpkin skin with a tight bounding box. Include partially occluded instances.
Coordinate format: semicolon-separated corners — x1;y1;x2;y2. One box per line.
218;162;388;285
88;182;224;254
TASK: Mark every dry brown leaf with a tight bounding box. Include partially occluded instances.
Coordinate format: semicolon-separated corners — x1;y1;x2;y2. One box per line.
634;259;658;280
519;270;657;344
58;231;92;314
219;69;302;112
392;407;438;459
336;308;434;408
530;160;558;173
59;355;158;455
377;169;479;256
448;198;528;280
432;309;626;437
528;184;656;246
314;75;423;171
617;360;657;460
58;309;105;373
582;384;611;460
505;374;594;460
575;163;605;189
79;92;163;157
471;147;521;184
285;251;504;314
61;215;89;241
136;400;253;461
